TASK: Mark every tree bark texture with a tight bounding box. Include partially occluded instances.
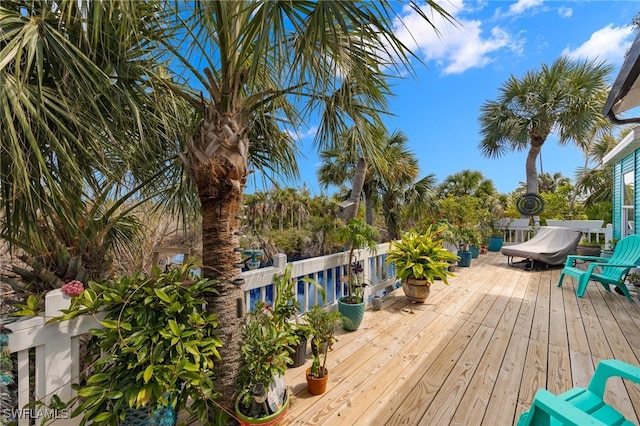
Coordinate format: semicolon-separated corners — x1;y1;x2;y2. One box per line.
189;107;249;417
526;131;546;194
347;157;367;220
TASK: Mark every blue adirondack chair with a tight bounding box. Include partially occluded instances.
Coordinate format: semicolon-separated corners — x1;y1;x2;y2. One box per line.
557;234;640;301
517;359;640;425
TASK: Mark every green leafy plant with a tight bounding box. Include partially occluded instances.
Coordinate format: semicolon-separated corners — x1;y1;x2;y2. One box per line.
336;218;378;304
54;261;222;425
304;305;341;379
272;264;324;342
237;300;296;413
606;238;620;250
385;225;459;284
456;225;484;252
579;236;602;247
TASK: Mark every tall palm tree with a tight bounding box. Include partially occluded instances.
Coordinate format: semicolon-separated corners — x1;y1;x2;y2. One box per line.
368;130;439;239
157;1;454;413
317;124;386;223
478;56;613;194
538;172;571;193
3;0;456;415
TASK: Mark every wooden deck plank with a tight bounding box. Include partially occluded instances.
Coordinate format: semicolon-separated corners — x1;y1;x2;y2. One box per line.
418;325;494;425
547;344;572;396
483;333;529;425
449;329;512;426
375;320;480;425
196;251;640;426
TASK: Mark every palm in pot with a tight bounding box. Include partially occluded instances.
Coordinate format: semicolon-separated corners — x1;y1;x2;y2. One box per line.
336;218;378;331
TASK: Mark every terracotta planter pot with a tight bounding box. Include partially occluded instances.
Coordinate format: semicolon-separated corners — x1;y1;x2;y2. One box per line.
306;367;329;395
401;278;431;303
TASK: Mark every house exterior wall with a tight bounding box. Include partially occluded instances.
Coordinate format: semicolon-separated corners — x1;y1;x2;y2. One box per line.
612;150;639;239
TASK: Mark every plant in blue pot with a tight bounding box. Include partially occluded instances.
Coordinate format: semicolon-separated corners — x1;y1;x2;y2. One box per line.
457;225;483;266
336;218;378;331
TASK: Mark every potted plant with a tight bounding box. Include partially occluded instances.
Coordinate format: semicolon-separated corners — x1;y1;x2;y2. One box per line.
236;299;295;425
385;225;459;303
54;262;221;425
487;218;511;252
303;305;342;395
576;236;602;257
457;225;483;267
336;218;378;331
271;264;322;368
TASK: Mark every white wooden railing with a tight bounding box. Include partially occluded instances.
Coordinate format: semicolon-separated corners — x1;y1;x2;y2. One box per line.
499;219;613;245
4;219;614;423
5;243;395;425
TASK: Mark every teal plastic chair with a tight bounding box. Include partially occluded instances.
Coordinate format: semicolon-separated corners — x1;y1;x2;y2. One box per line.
517;359;640;425
557;234;640;301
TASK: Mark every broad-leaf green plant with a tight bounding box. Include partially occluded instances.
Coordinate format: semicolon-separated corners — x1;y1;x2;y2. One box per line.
386;226;459;285
237;300;297;413
54;261;222;425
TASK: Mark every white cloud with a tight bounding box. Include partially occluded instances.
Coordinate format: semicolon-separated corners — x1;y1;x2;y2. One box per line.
508;0;543;16
394;1;522;75
285;126;317;141
562;24;635;64
558;6;572;18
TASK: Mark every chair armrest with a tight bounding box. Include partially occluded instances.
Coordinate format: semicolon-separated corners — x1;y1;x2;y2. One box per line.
519;389;607;426
588;360;640;397
565;255;608;267
584;263;638;273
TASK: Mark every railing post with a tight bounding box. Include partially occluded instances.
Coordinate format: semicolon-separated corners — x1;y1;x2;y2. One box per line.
273;253;287;273
43;290;74;405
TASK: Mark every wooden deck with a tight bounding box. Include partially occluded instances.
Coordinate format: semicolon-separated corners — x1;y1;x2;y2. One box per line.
279;251;640;425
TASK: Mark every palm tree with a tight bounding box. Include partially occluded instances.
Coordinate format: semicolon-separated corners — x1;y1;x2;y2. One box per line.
3;0;456;415
438;169;497;198
381;174;439;240
478;56;613;194
317;125;386;223
538;172;571;193
1;1;190;247
157;1;454;413
366;130;439;239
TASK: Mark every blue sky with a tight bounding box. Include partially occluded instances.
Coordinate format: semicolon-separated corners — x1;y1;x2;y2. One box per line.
247;0;638;196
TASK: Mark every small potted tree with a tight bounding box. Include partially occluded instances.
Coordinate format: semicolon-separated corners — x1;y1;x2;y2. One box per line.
236;300;296;425
457;225;483;266
336;218;378;331
271;264;322;368
386;225;459;303
303;305;342;395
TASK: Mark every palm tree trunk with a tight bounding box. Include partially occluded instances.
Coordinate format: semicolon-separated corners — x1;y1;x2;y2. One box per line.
365;197;374;225
346;157;367;220
191;109;249;418
200;190;244;411
526;137;544;194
